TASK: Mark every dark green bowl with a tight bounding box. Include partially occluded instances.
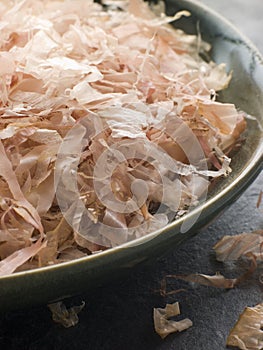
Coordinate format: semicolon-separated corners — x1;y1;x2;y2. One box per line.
0;0;262;311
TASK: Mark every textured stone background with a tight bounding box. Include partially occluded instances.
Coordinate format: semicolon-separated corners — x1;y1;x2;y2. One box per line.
0;1;262;349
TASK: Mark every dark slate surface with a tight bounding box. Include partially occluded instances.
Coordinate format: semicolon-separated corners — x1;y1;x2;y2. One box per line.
0;1;262;349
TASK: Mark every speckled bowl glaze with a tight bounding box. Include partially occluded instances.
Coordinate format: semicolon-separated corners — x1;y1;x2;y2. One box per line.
0;0;262;311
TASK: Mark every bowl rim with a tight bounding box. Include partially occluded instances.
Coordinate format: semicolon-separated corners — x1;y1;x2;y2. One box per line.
1;0;263;281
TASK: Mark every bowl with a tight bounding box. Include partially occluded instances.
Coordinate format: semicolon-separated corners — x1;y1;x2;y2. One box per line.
0;0;262;311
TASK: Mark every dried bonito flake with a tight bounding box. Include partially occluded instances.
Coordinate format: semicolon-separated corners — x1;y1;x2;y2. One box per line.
256;191;263;209
0;0;247;274
227;303;263;350
48;301;85;328
174;271;237;289
214;231;263;262
153;302;193;339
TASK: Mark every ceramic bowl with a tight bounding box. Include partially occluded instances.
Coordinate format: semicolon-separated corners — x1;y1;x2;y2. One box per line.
0;0;262;311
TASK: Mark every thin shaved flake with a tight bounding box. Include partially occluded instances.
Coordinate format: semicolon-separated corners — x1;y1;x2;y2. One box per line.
0;238;46;276
257;190;263;209
227;303;263;350
48;300;85;328
153;302;193;339
198;101;240;135
214;231;263;262
0;0;247;274
174;271;237;289
0;140;43;234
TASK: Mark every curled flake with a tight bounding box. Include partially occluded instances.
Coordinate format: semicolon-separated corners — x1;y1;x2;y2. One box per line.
256;191;263;209
203;63;232;91
0;140;43;234
227;303;263;350
48;301;85;328
153;302;193;339
214;231;263;262
198;101;239;135
174;272;237;289
0;238;46;276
